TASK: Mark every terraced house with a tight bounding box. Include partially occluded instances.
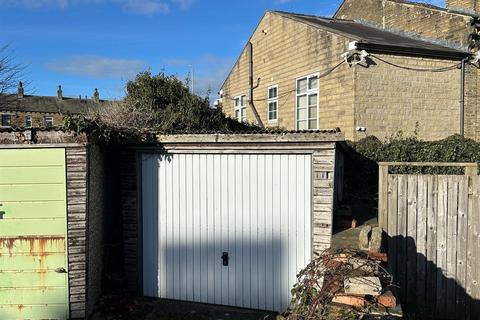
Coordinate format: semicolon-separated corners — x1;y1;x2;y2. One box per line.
220;0;480;141
0;83;103;129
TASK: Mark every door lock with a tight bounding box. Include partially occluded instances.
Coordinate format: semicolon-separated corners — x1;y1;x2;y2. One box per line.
55;267;67;274
222;252;229;266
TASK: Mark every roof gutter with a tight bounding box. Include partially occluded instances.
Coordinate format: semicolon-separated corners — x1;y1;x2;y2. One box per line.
355;42;470;60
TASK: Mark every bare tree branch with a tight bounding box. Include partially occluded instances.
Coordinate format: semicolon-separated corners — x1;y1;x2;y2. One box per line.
0;44;30;108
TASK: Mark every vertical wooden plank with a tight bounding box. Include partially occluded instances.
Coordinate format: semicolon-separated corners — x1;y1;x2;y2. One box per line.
446;176;459;318
379;164;389;231
426;175;438;316
406;175;418;314
456;176;468;320
387;175;398;281
470;176;480;317
436;176;448;318
235;154;243;308
417;175;428;313
397;175;408;306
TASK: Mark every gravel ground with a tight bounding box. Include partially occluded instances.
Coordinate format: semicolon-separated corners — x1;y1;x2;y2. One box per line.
91;295;278;320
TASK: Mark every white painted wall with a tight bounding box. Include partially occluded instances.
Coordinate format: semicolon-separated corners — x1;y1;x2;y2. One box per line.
142;153;312;312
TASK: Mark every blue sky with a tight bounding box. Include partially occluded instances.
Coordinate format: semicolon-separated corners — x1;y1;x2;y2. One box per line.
0;0;444;100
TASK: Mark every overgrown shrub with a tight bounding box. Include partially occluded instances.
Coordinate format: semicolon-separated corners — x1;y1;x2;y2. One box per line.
345;134;480;201
64;72;260;143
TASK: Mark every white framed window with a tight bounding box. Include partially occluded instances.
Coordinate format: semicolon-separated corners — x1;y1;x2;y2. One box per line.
234;95;247;122
267;85;278;122
25;116;32;128
296;74;319;130
44;116;54;128
1;114;11;127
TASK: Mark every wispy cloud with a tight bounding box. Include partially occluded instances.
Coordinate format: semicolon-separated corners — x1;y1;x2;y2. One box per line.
172;0;194;10
123;0;169;14
47;55;147;79
0;0;190;14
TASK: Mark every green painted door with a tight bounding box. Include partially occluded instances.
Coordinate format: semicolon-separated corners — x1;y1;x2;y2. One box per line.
0;149;69;320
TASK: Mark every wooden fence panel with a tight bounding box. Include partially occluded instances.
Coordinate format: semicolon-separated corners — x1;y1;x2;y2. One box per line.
382;173;479;319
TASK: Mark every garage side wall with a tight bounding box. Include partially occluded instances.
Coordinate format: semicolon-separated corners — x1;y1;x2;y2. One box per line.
66;147;89;319
312;145;337;256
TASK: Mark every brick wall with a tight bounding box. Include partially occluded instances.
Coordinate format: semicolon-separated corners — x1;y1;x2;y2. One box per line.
353;54;462;141
221;12;356;139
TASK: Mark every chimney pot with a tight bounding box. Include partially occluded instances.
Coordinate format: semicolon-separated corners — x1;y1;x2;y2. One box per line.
57;85;63;100
18;81;24;99
93;88;100;102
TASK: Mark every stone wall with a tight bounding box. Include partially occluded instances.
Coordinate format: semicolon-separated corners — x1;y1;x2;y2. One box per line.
221;12;356;139
0;111;64;128
335;0;474;48
353;54;462;141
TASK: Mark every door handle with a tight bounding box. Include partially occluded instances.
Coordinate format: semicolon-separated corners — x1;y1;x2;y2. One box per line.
222;252;229;266
55;267;67;274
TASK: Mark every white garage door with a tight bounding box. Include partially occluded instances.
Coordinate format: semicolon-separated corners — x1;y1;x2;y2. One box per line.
141;153;312;312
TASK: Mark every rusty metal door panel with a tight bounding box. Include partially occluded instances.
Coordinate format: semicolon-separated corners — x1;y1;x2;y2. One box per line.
0;148;69;319
0;305;67;319
0;271;66;287
0;220;66;237
0;287;68;304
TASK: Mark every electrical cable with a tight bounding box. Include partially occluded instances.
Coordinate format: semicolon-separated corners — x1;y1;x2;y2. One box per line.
221;53;461;103
369;54;461;72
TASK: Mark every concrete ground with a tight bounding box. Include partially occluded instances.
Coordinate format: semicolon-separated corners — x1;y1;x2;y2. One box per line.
91;296;278;320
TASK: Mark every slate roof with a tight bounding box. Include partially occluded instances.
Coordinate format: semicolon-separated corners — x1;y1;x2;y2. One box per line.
273;11;470;59
0;94;105;114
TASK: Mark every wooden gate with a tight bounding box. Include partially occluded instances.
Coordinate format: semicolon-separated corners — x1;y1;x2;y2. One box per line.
378;162;480;319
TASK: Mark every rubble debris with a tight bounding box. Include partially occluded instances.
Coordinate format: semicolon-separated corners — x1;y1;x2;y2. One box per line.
332;294;366;307
344;277;382;296
284;248;399;319
369;227;383;253
359;225;372;250
377;290;397;308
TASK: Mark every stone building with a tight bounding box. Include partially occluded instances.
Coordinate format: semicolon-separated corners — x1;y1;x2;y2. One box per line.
219;6;476;141
0;83;104;129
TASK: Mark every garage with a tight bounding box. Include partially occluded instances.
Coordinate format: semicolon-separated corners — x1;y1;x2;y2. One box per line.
0;149;69;319
0;129;108;319
123;132;344;312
